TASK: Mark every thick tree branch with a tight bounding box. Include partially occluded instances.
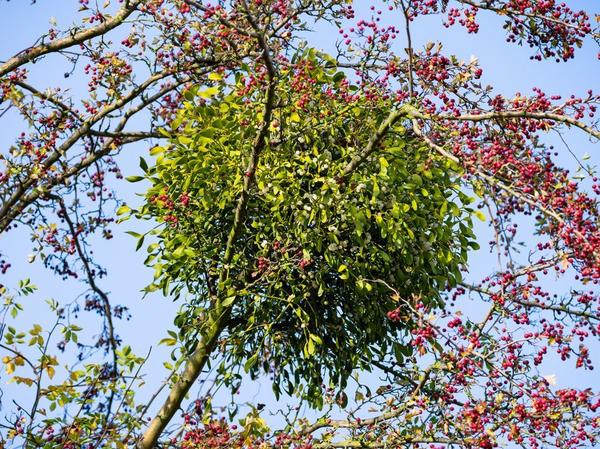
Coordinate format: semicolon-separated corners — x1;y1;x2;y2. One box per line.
412;109;600;140
342;109;406;177
0;1;143;77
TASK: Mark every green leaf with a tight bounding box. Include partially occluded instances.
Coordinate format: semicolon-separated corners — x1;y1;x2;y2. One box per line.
310;334;323;345
116;205;131;216
332;71;345;83
244;353;258;373
221;296;237;308
139;157;149;172
159;337;177;346
304;338;315;357
136;235;145;251
150;146;165;156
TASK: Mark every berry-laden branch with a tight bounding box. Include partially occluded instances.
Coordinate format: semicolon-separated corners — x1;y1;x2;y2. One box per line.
0;72;189;233
52;194;119;418
0;0;144;77
0;2;598;449
409;116;600;267
412;109;600;141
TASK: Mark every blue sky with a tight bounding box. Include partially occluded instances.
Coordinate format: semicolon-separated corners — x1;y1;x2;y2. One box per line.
0;0;598;434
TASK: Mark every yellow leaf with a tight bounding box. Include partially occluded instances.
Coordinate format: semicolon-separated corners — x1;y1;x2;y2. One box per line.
13;376;34;386
158;337;177;346
199;87;219;98
304;339;315;357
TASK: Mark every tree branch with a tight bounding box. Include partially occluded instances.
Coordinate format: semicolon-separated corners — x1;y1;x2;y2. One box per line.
412;109;600;141
0;72;182;232
137;6;277;446
0;1;143;77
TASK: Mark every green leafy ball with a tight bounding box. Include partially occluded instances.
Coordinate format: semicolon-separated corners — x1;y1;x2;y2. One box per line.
134;54;475;405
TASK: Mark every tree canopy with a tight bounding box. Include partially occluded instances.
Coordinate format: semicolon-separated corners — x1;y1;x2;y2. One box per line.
0;2;599;449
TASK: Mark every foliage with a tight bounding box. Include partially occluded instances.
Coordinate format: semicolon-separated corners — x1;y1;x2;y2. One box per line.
0;1;598;449
131;53;476;405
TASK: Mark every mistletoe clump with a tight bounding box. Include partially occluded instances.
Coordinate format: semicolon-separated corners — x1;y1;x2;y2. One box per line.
132;53;476;404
